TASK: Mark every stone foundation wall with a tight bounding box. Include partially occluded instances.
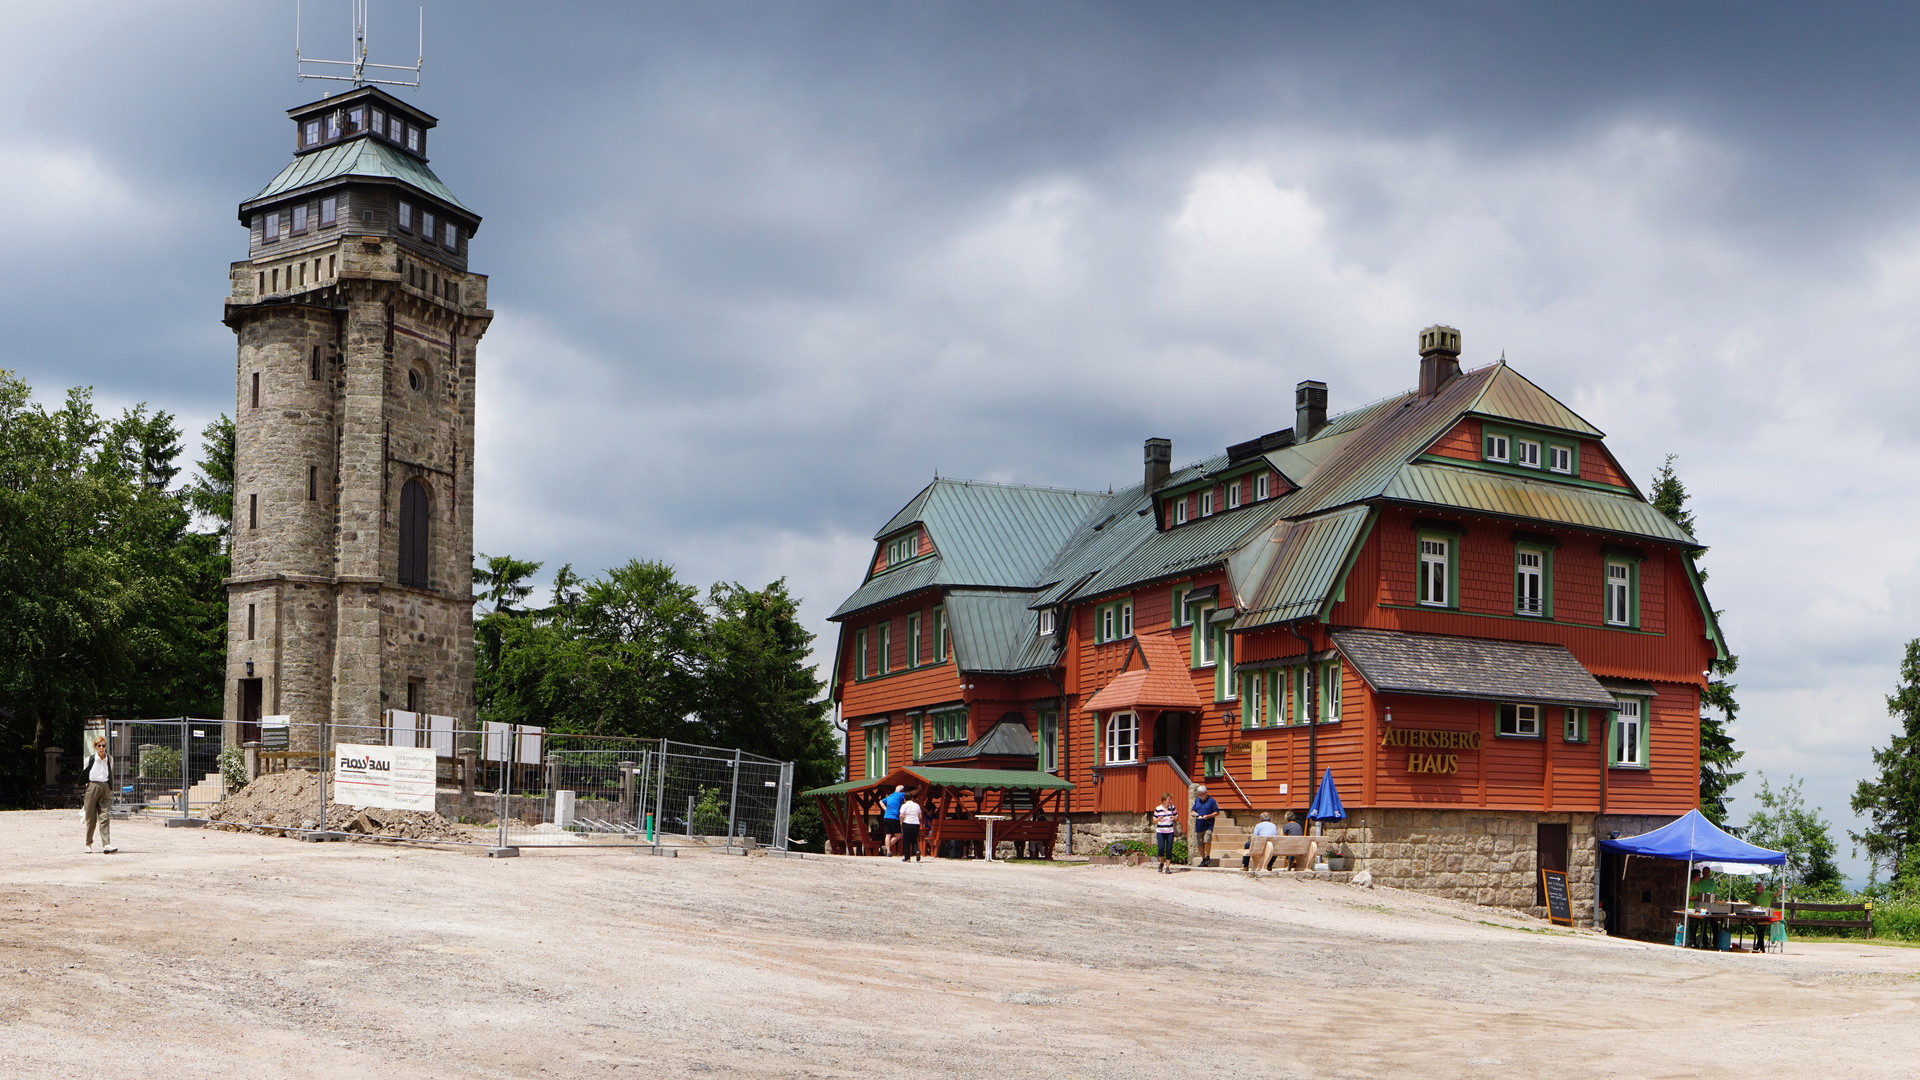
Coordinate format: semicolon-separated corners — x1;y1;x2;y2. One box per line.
1062;812;1155;856
1312;809;1600;926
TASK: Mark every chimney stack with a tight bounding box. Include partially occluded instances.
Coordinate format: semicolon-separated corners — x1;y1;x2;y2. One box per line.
1295;380;1327;441
1418;324;1462;397
1144;438;1171;493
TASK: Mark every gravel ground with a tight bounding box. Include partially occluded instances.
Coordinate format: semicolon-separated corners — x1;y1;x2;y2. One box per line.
3;809;1918;1079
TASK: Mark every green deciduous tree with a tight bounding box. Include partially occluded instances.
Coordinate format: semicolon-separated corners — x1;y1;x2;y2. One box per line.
0;372;228;801
1743;773;1843;892
1650;455;1744;823
1852;638;1920;884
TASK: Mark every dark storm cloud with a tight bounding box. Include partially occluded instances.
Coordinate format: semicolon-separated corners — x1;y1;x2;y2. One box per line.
7;1;1920;881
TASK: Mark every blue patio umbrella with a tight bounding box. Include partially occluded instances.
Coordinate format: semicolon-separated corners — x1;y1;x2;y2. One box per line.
1308;768;1344;823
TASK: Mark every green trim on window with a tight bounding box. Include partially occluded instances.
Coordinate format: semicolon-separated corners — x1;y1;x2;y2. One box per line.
1606;695;1651;769
1189;603;1217;669
1414;453;1634;494
1416;530;1460;611
1375;602;1665;635
854;628;869;681
1514;543;1554;620
1562;707;1588;744
1214;624;1235;702
906;612;922;669
877;620;891;674
1171;583;1191;628
933;606;948;662
1603;556;1641;630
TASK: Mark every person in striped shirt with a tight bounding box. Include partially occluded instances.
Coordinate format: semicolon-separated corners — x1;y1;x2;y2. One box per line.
1151;793;1181;874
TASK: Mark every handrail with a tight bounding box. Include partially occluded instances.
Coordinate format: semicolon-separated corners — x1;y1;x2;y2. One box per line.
1147;755;1192;788
1216;767;1253;808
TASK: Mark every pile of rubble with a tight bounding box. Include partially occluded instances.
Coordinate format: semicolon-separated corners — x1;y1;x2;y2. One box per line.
207;770;471;843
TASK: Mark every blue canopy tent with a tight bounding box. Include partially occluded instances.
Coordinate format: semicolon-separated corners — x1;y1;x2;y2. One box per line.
1599;809;1786;948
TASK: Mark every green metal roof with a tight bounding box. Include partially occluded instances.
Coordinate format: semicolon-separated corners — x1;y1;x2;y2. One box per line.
1463;363;1604;437
802;766;1075;798
1380;462;1697;545
244;135;473;214
945;589;1045;673
1232;505;1376;629
832;479;1106;620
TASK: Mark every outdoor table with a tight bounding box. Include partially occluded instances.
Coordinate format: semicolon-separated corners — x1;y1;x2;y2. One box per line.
1674;909;1775;952
975;814;1011;861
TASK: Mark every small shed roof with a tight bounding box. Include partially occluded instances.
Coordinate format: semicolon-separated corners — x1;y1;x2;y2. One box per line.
802;765;1075;798
1330;627;1620;710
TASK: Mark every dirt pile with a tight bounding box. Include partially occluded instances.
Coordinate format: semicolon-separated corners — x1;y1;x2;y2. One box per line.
207;770;470;843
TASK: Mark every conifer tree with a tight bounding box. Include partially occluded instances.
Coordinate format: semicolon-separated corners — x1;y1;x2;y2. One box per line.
1851;639;1920;884
1650;455;1744;823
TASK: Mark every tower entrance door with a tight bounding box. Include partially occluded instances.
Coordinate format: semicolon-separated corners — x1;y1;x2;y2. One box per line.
239;678;263;744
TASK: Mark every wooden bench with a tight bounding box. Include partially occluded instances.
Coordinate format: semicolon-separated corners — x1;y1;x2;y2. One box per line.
1784;901;1874;937
1243;834;1318;870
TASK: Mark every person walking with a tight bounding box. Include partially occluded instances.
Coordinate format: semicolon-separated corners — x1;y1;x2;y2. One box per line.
81;736;118;854
1190;785;1220;865
1151;792;1181;874
879;785;907;856
899;791;923;862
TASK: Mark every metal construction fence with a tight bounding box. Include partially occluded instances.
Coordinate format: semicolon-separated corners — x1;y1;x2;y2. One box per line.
83;719;792;855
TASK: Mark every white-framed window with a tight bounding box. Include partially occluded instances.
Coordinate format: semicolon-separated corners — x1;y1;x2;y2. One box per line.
291;204;308;235
1606;561;1634;626
444;221;458;250
1038;609;1055;637
1610;698;1646;767
263;211;281;242
347;106;364;133
1243;672;1266;727
1498;702;1542;737
1419;536;1450;607
1171;585;1190;627
1120;600;1133;639
320;197;336;227
909;713;924;758
1174;497;1188;525
879;621;894;674
865;723;888;778
1485;433;1510;463
1320;661;1342;723
1096;599;1133;643
935;607;948;661
1515;549;1545;616
1218;628;1234;699
399;202;413;232
371;108;385;136
932;708;967;745
1196;605;1218;666
326;112;341;139
1291;666;1311;725
303;119;320;146
406;125;420;152
1255;473;1271;500
1200;491;1214;517
1548;445;1573;474
856;628;869;678
1227;481;1241;509
1515;439;1541;468
422;211;436;242
1038;711;1059;772
907;613;922;668
886;535;915;566
1105;711;1138;764
1564;707;1588;743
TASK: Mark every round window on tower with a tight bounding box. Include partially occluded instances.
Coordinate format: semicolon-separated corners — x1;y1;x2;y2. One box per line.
408;368;423;392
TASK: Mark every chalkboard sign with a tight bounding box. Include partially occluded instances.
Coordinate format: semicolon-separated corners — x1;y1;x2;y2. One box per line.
1541;869;1573;926
261;716;290;751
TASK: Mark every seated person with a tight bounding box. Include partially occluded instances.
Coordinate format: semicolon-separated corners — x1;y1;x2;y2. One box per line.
1280;811;1308;870
1244;812;1280;872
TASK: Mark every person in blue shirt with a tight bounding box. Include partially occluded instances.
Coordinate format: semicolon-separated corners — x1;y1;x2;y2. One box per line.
879;785;907;856
1190;785;1221;866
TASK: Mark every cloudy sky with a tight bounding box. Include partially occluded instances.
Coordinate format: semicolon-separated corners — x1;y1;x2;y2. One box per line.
8;2;1918;881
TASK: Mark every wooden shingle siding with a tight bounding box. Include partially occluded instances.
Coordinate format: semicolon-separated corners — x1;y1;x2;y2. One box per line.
1424;417;1482;461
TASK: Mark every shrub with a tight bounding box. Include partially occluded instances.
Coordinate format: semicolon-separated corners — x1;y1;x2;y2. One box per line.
218;746;248;794
1106;838;1189;863
689;786;729;836
138;746;181;779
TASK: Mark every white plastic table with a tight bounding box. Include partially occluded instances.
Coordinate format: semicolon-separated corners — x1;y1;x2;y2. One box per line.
975;814;1011;861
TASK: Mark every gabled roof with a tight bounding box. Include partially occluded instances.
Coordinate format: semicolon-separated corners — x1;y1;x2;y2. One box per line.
1084;632;1203;713
1233;506;1375;630
244;135;473;215
946;590;1044;673
918;717;1039;762
1463;363;1604;437
832;479;1107;620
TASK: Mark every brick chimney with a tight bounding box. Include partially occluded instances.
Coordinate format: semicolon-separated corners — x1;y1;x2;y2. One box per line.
1295;380;1327;441
1418;325;1461;397
1144;438;1171;493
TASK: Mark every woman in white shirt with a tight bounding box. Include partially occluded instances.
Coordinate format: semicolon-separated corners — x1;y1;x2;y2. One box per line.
898;793;923;862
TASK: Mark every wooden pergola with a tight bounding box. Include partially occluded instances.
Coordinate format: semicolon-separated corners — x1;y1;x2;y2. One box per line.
804;766;1075;858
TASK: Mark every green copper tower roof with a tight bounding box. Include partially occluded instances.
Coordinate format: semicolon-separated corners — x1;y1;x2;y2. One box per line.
240;135;473;218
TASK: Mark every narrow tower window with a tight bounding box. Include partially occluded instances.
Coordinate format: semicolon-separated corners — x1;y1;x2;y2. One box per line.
248;493;258;529
311;346;321;380
308;465;318;501
247;604;255;640
251;372;260;408
398;478;430;587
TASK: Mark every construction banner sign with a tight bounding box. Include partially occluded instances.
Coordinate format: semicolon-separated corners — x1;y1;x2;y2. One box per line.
333;743;437;812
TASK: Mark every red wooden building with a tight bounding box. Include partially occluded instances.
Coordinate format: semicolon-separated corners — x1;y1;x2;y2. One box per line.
820;327;1722;932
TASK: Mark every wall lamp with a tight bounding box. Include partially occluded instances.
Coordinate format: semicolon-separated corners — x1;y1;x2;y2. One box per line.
1383;705;1393;724
246;659;254;677
1221;708;1236;728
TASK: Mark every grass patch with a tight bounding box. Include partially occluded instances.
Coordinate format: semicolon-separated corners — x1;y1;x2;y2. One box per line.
1476;920;1575;937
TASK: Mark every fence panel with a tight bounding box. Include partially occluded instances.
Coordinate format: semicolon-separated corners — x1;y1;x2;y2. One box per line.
104;719;224;815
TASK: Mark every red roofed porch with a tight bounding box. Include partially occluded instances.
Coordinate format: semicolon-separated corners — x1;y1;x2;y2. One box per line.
1086;632;1205;814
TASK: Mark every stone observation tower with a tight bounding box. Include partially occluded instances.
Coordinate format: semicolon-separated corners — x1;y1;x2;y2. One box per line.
222;86;491;752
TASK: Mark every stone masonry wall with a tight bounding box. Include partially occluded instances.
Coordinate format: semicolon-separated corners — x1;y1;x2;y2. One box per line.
1313;809;1600;926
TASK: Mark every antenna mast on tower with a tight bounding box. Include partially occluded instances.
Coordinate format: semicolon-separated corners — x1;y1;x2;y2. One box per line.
297;1;424;89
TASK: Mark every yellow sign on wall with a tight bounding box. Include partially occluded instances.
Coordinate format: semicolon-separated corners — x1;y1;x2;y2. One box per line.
1250;740;1267;781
